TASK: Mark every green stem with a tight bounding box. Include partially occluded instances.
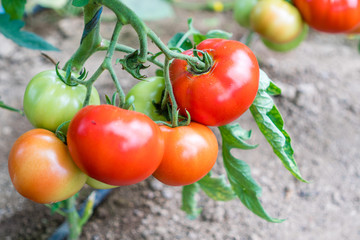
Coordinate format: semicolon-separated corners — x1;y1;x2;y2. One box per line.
64;2;103;72
163;58;178;127
66;196;81;240
0;101;24;115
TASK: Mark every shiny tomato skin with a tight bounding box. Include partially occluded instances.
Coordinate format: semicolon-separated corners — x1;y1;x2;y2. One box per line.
23;70;100;132
8;129;87;204
293;0;360;33
170;38;259;126
67;105;164;186
250;0;304;43
153;122;218;186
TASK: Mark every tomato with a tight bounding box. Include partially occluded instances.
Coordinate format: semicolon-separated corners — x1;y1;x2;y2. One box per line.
67;104;164;186
170;38;259;126
8;129;86;204
233;0;258;28
261;24;309;52
293;0;360;33
126;76;167;121
250;0;304;44
86;177;118;189
23;70;100;132
153;122;218;186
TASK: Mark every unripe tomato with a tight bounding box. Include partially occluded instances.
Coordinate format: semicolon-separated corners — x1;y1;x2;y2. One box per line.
170;38;259;126
67;105;164;186
23;70;100;132
293;0;360;33
261;24;309;52
8;129;86;204
153;122;218;186
233;0;258;28
250;0;304;43
126;76;167;121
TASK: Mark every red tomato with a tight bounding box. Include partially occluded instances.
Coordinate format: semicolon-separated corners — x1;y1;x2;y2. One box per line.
170;38;259;126
67;105;164;186
153;122;218;186
8;129;86;204
293;0;360;33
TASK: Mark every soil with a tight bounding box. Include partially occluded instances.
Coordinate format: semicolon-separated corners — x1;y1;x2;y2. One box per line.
1;5;360;240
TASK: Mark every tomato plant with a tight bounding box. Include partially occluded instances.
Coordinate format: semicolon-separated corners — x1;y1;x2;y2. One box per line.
125;76;167;121
250;0;304;44
293;0;360;33
8;129;87;204
170;38;259;126
67;104;164;186
153;122;218;186
23;69;100;132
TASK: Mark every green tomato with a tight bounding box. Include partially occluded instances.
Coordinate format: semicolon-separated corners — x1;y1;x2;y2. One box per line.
126;76;167;121
250;0;304;44
262;24;309;52
86;176;118;189
233;0;258;28
23;70;100;132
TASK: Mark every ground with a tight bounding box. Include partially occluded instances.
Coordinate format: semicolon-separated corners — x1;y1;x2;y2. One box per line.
0;4;360;240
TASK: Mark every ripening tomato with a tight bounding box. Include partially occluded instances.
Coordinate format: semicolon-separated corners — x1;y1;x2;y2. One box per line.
261;24;309;52
8;129;87;204
153;122;218;186
23;70;100;132
250;0;304;44
293;0;360;33
67;105;164;186
126;76;167;121
170;38;259;126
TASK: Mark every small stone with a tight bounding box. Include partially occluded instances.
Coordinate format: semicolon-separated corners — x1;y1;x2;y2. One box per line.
149;178;163;191
161;188;174;199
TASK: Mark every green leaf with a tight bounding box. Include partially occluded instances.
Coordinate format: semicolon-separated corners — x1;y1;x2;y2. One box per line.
181;184;202;219
121;0;174;21
219;124;285;223
0;14;59;51
2;0;26;20
250;70;307;182
219;123;258;150
193;29;232;45
72;0;89;7
168;32;193;50
197;174;236;201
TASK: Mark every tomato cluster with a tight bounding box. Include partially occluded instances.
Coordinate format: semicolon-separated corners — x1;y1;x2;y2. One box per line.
8;38;259;204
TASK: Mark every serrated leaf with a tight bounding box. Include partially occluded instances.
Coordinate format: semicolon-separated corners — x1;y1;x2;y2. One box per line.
250;70;307;182
181;184;201;219
219;124;284;223
197;174;236;201
121;0;174;21
219;123;258;150
0;14;59;51
2;0;26;20
72;0;89;7
168;32;193;50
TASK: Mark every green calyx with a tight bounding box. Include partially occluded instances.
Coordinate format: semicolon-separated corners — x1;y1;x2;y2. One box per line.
187;50;213;74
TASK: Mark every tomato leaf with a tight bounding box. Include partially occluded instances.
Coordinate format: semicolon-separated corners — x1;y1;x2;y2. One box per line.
2;0;26;20
197;174;236;201
181;184;202;219
250;70;307;182
168;32;193;51
72;0;89;7
0;13;59;51
219;123;285;223
193;29;232;45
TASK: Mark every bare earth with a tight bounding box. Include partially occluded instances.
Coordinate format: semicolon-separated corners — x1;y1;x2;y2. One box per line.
0;6;359;240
